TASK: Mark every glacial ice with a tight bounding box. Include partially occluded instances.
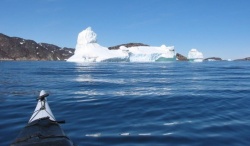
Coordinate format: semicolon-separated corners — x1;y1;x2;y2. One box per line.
67;27;176;62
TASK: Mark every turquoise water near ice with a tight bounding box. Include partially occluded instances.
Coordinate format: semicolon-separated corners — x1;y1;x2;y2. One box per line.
1;61;250;146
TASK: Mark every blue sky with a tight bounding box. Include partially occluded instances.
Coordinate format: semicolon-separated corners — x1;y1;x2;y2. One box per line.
1;0;249;59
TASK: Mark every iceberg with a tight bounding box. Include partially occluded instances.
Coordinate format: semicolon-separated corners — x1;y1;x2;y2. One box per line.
188;49;204;62
67;27;128;62
67;27;176;62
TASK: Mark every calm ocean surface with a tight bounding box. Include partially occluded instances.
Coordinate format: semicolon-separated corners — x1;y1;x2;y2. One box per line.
1;61;250;146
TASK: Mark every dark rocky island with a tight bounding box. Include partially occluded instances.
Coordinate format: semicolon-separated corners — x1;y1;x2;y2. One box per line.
176;53;188;61
234;57;250;61
204;57;222;61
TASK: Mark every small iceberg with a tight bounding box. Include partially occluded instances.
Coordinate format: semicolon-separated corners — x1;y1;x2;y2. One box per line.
188;49;204;62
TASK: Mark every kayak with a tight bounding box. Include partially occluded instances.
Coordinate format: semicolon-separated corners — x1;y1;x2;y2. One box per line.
11;90;74;146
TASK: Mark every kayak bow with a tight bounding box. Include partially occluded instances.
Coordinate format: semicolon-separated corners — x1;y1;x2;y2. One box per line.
28;90;56;123
11;90;74;146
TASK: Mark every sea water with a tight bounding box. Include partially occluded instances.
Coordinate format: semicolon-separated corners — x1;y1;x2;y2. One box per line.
1;61;250;146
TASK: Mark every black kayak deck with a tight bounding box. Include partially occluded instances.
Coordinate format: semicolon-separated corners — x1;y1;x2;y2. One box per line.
11;117;74;146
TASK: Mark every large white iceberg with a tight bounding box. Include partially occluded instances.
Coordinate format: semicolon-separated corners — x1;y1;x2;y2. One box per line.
67;27;176;62
67;27;128;62
188;49;204;62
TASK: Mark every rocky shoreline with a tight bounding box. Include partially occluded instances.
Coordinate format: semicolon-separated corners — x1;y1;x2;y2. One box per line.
0;33;74;61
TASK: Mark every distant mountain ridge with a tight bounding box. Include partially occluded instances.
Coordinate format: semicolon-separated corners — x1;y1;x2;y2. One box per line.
0;33;249;61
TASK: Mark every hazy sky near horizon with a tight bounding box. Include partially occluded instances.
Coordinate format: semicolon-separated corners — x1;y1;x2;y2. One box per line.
1;0;249;59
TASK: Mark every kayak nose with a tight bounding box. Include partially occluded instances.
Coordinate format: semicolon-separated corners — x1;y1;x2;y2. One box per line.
38;90;49;101
40;90;47;97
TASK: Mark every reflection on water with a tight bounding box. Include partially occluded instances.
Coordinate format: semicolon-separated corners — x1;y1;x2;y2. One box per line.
1;61;250;146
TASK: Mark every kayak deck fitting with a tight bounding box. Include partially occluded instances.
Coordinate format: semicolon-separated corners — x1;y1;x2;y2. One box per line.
11;90;74;146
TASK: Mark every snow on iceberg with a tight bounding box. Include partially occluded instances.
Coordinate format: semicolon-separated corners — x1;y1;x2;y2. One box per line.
188;49;204;62
67;27;176;62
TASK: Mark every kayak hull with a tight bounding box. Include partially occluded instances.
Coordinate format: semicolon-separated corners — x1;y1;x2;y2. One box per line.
11;117;74;146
